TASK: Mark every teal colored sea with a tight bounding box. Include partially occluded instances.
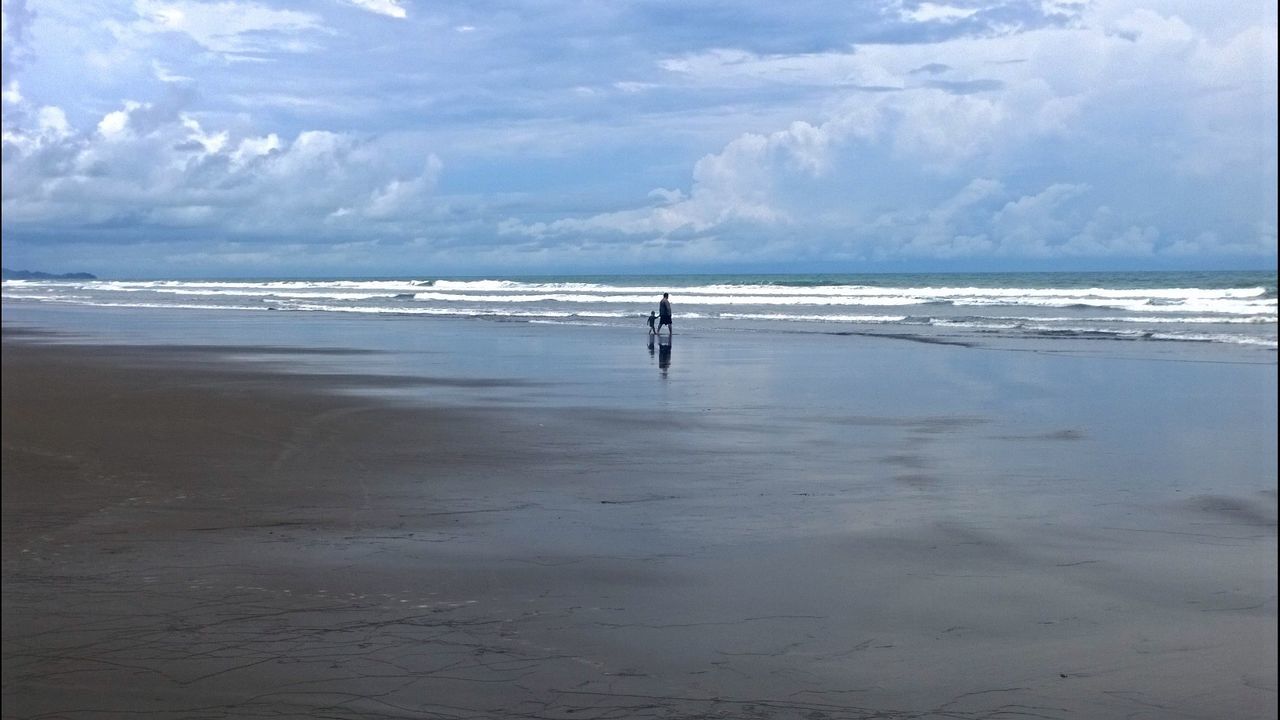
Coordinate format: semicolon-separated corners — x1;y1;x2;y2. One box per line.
3;270;1276;354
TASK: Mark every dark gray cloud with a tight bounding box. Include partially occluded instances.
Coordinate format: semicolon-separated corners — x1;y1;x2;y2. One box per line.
1;0;35;81
910;62;952;75
869;0;1080;43
924;78;1005;94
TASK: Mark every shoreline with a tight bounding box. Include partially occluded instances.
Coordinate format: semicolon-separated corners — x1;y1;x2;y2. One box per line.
3;323;1276;718
4;267;1276;361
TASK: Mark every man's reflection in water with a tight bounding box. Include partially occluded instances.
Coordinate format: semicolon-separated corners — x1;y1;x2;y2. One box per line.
658;337;672;376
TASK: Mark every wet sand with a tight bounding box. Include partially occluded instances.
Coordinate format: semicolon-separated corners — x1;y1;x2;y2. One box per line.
2;326;1276;719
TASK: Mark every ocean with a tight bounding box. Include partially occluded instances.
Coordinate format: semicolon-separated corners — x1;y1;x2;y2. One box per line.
4;270;1275;357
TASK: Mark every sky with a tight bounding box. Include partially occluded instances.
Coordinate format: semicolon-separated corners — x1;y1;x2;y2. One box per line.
1;0;1276;278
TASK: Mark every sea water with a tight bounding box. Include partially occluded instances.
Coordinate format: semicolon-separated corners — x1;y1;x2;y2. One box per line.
4;270;1276;356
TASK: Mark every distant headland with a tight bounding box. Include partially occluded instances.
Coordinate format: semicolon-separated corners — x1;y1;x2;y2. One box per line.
2;268;97;280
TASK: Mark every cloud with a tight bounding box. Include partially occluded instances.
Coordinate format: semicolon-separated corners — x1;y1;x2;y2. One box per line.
2;90;442;241
900;3;980;24
150;60;192;83
116;0;326;58
862;180;1165;260
875;177;1005;258
990;182;1091;255
228;132;280;167
1060;210;1158;257
1;0;36;79
504;3;1274;266
1;1;1274;274
910;62;952;75
658;47;892;89
1164;226;1278;258
502;119;837;240
343;0;408;20
1;0;34;132
500;78;1021;242
614;81;659;93
333;154;442;220
923;77;1004;93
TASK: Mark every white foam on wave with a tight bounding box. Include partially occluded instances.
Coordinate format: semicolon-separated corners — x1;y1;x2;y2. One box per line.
56;276;1270;297
950;295;1274;315
86;281;416;299
2;296;270;312
276;302;637;320
2;293;93;302
1149;332;1278;348
934;320;1277;348
92;279;430;293
926;319;1023;331
389;278;1275;301
11;277;1274;317
528;319;616;327
143;288;399;300
719;312;908;323
278;303;550;317
409;291;929;306
969;314;1279;325
402;290;1274;315
6;288;1273;348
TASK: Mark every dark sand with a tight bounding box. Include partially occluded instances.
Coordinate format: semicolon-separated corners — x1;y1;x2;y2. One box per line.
3;327;1276;719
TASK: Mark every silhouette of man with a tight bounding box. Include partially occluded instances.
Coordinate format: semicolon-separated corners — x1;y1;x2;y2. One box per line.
657;292;673;336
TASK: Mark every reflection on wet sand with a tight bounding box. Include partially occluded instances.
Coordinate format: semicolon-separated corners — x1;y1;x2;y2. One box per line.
648;335;673;376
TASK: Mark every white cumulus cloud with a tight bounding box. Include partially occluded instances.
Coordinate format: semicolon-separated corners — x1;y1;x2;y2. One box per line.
120;0;326;56
344;0;408;20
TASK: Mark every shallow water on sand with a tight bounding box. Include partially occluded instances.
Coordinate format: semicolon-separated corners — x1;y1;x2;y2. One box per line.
4;300;1276;718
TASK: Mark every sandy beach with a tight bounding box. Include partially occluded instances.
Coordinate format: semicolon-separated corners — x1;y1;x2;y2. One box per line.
2;313;1276;719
